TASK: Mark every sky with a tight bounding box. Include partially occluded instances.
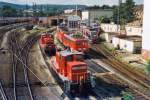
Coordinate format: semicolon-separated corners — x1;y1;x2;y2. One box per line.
0;0;143;6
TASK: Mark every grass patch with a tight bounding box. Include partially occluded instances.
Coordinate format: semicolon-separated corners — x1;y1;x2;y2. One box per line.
122;91;133;100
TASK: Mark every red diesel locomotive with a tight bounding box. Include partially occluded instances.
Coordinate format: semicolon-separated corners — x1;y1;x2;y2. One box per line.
56;31;89;52
50;50;95;93
39;33;56;56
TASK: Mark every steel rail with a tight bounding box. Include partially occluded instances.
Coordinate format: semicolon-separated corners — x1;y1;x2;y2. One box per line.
0;81;8;100
8;26;33;100
89;45;150;99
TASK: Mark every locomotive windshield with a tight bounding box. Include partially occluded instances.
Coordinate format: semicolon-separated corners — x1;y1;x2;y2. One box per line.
66;55;73;61
72;65;87;70
76;54;84;61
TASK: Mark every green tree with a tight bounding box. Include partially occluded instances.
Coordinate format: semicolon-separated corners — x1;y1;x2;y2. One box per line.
87;5;100;9
99;16;104;24
125;0;135;22
1;5;17;17
146;60;150;74
113;6;119;24
101;5;111;9
113;0;135;24
99;16;110;23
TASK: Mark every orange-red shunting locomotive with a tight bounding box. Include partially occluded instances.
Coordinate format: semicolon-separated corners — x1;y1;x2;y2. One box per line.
56;31;89;52
39;33;56;56
50;50;95;93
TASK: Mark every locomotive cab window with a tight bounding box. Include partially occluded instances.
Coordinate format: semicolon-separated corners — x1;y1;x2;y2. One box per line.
72;65;87;70
66;55;73;62
76;54;84;61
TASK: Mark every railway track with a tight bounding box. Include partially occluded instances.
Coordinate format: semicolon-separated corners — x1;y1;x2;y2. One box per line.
0;25;61;99
8;29;39;100
95;45;150;88
0;23;30;100
0;81;7;100
8;28;61;100
20;34;40;100
0;23;27;44
88;44;150;99
85;60;124;99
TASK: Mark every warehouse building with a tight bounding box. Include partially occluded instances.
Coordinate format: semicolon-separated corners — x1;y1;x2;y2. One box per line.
125;26;142;36
101;23;120;33
100;23;142;53
100;23;120;43
112;35;142;53
82;9;113;25
67;15;81;31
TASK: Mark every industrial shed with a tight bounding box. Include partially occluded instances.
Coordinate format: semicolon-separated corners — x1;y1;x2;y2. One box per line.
112;36;142;53
125;26;142;36
101;32;118;43
100;23;120;33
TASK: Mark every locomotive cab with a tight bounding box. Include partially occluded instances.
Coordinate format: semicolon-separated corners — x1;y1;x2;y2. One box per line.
40;33;53;44
56;51;86;80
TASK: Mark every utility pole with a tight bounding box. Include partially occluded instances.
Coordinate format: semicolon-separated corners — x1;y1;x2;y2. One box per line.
118;0;122;50
46;4;49;26
25;0;29;18
76;5;78;16
117;0;122;33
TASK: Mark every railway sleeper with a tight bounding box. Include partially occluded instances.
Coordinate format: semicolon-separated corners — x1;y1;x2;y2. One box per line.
15;83;28;87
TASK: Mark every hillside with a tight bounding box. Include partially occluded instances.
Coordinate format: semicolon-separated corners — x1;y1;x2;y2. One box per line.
0;2;26;9
0;2;86;10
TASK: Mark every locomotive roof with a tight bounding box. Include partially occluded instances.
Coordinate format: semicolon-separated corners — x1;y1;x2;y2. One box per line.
60;50;83;57
64;34;87;41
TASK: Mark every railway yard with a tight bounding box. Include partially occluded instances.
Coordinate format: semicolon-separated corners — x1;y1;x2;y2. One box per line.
0;22;150;100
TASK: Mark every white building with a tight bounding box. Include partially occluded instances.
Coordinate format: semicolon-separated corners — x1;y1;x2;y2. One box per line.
142;0;150;60
101;23;120;33
82;9;113;25
100;23;120;43
112;36;142;53
64;9;74;14
102;33;117;43
67;15;81;31
125;26;142;36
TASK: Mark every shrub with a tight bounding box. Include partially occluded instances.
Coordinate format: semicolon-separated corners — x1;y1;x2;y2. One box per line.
146;60;150;74
122;91;132;100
